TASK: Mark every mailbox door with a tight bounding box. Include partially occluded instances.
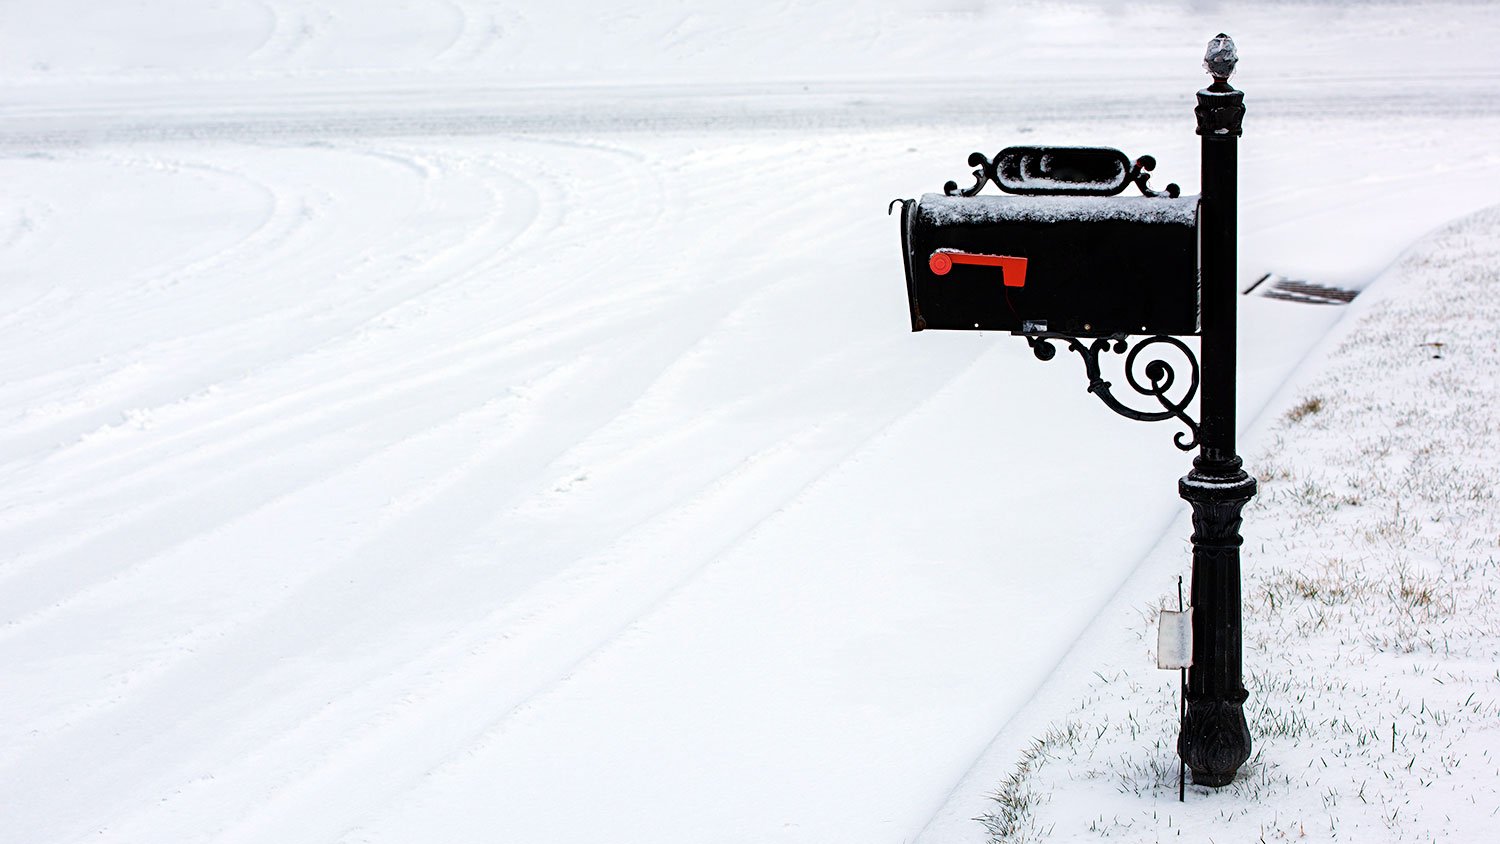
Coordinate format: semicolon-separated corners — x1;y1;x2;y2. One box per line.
903;194;1201;337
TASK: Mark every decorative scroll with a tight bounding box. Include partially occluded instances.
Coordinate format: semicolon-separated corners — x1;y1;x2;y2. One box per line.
1024;333;1200;451
1126;155;1179;198
944;146;1180;199
944;151;1001;198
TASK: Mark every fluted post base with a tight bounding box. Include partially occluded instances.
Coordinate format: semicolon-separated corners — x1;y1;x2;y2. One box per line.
1177;465;1256;787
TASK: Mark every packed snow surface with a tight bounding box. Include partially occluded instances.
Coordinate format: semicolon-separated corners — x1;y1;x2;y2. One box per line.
3;3;1500;843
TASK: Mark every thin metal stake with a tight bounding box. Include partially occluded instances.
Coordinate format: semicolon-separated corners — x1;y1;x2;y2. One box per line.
1178;574;1187;803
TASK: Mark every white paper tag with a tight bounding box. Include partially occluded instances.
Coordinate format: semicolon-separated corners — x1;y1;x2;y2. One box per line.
1157;608;1193;669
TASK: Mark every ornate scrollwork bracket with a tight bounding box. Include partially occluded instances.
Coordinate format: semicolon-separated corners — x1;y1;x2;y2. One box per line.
1125;155;1179;198
1024;332;1201;451
943;146;1181;199
944;151;1003;197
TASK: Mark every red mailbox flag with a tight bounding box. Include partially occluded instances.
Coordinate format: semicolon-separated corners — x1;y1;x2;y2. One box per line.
928;250;1028;288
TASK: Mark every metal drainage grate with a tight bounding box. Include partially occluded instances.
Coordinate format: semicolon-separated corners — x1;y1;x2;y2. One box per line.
1243;273;1358;305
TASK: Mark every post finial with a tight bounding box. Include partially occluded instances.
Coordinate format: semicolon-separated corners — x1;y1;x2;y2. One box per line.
1204;33;1237;83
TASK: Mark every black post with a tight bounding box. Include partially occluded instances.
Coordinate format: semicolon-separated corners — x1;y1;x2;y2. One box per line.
1177;33;1256;788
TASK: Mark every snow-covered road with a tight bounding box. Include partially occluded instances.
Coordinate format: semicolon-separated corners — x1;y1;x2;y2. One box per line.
4;3;1500;842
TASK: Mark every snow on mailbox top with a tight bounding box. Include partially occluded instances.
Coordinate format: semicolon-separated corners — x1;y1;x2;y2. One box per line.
919;193;1200;227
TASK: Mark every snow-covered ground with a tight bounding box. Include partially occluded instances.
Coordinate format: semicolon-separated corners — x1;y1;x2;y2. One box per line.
2;3;1499;843
940;201;1500;844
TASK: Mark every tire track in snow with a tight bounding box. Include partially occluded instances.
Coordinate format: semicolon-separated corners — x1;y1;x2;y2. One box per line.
0;140;687;839
0;153;278;346
0;140;540;587
427;1;511;68
317;134;1023;838
0;351;579;758
0;150;330;448
0;275;774;839
0;130;810;839
0;140;527;469
227;192;997;841
242;1;321;66
0;138;665;568
0;143;545;610
238;0;288;65
2;126;990;842
209;424;845;844
243;0;468;71
0;282;693;648
111;406;833;842
329;347;1004;843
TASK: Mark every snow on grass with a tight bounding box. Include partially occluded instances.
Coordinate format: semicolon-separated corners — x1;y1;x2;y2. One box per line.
979;205;1500;842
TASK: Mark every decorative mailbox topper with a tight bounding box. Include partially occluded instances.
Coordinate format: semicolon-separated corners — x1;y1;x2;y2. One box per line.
891;34;1258;789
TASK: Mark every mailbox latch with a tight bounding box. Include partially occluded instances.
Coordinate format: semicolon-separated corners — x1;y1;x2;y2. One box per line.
928;250;1028;288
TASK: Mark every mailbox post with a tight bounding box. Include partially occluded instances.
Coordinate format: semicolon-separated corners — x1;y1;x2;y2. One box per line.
892;34;1255;787
1177;33;1254;787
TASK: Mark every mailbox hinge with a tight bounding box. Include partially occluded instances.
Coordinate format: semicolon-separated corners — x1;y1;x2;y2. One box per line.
1024;332;1201;451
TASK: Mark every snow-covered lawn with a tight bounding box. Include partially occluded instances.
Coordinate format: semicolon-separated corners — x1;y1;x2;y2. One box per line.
3;3;1499;843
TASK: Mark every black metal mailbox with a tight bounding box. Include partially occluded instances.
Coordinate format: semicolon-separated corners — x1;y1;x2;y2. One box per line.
899;193;1201;337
